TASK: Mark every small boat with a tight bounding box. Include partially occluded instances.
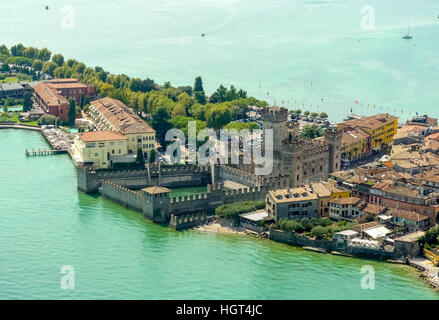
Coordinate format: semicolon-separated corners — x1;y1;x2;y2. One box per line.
45;5;49;10
201;33;206;37
403;23;412;39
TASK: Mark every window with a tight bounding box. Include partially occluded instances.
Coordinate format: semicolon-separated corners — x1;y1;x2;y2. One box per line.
98;143;104;148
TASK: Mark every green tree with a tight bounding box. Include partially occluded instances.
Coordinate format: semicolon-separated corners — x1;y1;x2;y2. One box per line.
136;148;144;165
42;61;57;76
149;149;156;163
304;110;310;117
0;44;9;56
10;43;25;56
68;98;76;125
37;48;51;62
22;47;39;60
23;91;32;112
52;54;65;67
151;107;173;147
32;59;44;72
193;76;206;104
310;112;318;118
301;124;323;139
37;114;58;126
319;112;328;119
206;105;232;129
0;63;10;73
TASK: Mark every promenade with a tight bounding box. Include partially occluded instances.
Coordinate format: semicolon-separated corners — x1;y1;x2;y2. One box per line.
0;122;41;131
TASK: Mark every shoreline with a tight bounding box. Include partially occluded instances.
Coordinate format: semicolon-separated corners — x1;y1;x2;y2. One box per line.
192;220;439;294
193;222;247;235
2;128;438;296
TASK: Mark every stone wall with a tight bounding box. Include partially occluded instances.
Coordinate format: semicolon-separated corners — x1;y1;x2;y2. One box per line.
170;212;208;230
101;180;144;212
345;246;394;259
269;229;335;250
77;164;212;193
169;194;210;215
219;166;260;187
270;229;396;260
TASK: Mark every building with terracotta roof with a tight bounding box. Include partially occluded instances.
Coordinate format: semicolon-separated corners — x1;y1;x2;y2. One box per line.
310;181;350;217
266;185;320;221
73;130;135;169
387;208;430;232
88;97;156;157
338;113;398;152
425;132;439;143
33;82;70;121
340;128;371;162
406;115;437;127
329;197;362;221
48;78;95;104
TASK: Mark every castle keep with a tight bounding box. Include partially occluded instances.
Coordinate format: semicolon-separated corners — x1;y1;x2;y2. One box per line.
255;106;342;186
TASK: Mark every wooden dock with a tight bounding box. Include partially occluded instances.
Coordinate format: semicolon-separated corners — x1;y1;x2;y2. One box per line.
25;149;68;157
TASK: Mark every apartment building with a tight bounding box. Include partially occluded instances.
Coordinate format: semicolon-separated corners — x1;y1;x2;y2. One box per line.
88;97;156;157
338;114;398;152
340;128;371;162
48;78;95;104
73;131;134;169
266;185;321;221
33;82;70;121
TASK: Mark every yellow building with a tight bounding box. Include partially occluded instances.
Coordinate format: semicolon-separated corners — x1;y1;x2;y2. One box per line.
88;97;156;158
73;131;134;169
341;128;371;161
338;114;398;152
311;181;351;217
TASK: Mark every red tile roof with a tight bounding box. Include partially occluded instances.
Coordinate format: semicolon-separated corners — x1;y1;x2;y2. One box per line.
79;130;127;142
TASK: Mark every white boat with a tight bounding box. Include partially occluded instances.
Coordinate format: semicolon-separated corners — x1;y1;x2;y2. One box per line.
403;23;413;39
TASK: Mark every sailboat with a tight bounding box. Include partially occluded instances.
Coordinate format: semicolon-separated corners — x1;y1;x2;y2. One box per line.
403;23;412;39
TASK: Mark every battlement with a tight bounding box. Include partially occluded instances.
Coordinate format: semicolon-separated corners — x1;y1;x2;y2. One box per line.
102;180;143;199
325;127;342;139
261;106;289;123
170;193;208;203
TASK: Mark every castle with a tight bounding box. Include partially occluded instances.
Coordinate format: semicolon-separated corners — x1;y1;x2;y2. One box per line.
247;106;342;186
76;106;342;229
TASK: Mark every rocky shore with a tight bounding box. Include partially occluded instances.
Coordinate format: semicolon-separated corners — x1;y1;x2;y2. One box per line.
408;257;439;292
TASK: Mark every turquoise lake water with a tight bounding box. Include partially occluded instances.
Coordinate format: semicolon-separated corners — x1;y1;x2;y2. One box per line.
0;129;438;299
1;0;439;122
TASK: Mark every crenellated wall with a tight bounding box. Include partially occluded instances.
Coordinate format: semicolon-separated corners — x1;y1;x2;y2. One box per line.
170;212;208;230
77;164;212;193
101;180;144;212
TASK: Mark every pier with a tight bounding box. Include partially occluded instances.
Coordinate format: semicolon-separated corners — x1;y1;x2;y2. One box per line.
25;149;68;157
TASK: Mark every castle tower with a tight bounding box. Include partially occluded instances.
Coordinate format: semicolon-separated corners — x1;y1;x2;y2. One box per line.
287;121;300;142
261;106;289;156
325;126;342;173
141;186;170;223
